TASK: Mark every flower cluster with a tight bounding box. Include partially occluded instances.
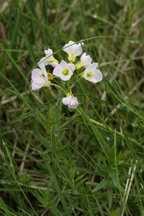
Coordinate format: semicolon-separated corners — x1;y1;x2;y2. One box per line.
31;41;103;109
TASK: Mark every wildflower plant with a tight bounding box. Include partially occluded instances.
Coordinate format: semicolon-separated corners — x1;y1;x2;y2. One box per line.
31;41;103;109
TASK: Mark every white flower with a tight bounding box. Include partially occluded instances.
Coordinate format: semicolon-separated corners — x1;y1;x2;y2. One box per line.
63;41;83;62
52;60;75;81
62;94;79;109
83;63;103;83
31;66;49;90
38;48;58;68
75;52;92;70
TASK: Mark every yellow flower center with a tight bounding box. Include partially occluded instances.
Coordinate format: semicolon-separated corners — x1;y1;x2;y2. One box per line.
39;73;45;78
68;53;76;62
75;61;84;70
47;57;59;64
48;73;54;80
62;68;70;76
86;71;94;78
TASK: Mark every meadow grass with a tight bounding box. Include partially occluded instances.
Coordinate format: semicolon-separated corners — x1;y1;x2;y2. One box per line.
0;0;144;215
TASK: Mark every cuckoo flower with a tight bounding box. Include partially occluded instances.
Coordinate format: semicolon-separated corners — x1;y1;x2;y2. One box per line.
75;52;92;70
63;41;83;62
83;63;103;83
62;94;79;109
38;48;58;68
31;65;49;90
53;60;75;81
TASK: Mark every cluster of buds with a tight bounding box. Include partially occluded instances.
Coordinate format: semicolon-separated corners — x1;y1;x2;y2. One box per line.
31;41;103;109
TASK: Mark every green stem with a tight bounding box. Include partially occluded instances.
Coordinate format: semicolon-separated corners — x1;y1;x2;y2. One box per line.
51;83;67;94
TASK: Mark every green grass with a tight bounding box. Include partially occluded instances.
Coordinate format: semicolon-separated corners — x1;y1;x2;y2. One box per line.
0;0;144;215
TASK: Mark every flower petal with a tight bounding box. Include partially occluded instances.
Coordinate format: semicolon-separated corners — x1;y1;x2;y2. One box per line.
53;65;63;76
63;41;75;54
59;72;73;81
31;69;42;80
94;69;103;83
44;48;53;56
83;63;102;83
81;53;92;67
50;62;59;68
74;44;83;56
52;60;74;81
68;63;75;71
31;82;41;91
63;41;83;56
62;95;79;109
38;56;48;68
31;67;48;87
62;96;71;105
60;60;68;67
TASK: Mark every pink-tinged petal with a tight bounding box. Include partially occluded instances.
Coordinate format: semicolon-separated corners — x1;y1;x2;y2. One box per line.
59;60;75;72
38;57;48;67
63;41;75;54
85;64;93;72
60;60;68;67
81;52;86;60
31;82;41;91
38;62;45;69
38;63;47;73
62;96;71;105
86;63;96;71
90;63;99;69
44;48;53;56
75;45;83;56
62;95;79;109
68;63;75;71
94;69;103;83
63;41;83;56
52;60;74;81
32;66;48;86
41;65;48;77
89;77;97;83
56;63;64;71
68;99;79;109
83;67;103;83
31;69;42;80
60;72;73;81
53;61;67;73
50;62;58;67
39;61;45;69
33;77;48;84
93;62;99;68
81;53;92;67
53;66;62;76
68;103;78;109
69;97;79;109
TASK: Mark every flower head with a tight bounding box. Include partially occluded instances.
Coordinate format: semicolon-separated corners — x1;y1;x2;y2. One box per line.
83;63;103;83
62;94;79;109
63;41;83;62
75;52;92;70
38;48;58;68
53;60;75;81
31;66;49;90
